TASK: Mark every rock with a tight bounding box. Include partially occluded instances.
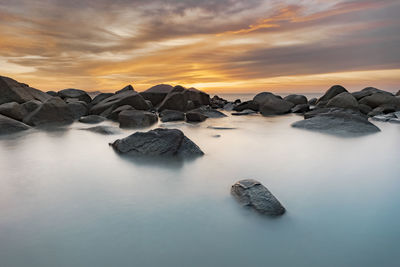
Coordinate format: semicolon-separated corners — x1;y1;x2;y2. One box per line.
0;114;30;135
223;102;235;111
253;92;281;106
367;104;397;117
159;109;185;122
118;110;158;128
259;97;294;116
82;125;120;135
111;128;204;157
68;101;88;119
326;92;358;110
90;91;150;115
106;105;134;121
352;87;393;100
207;126;236;130
140;84;174;106
115;85;135;94
291;104;310;113
23;97;74;126
157;86;210;111
359;92;400;109
46;91;58;97
21;100;42;113
308;98;318;105
186;111;207;122
396;90;400;96
284;94;308;105
58;88;92;104
232;109;257;116
233;100;259;112
190;106;227;118
211;95;228;109
78;115;105;124
358;104;372;115
0;102;27;121
90;93;114;106
292;108;380;136
0;76;51;105
371;112;400;123
231;179;285;216
317;85;348;104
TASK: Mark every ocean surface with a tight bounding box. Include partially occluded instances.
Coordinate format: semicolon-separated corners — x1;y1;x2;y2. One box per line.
1;93;400;267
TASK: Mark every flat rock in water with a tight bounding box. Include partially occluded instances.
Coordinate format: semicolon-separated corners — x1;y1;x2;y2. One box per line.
190;106;227;118
111;128;204;157
79;115;106;124
82;126;120;135
232;109;257;116
207;126;236;130
231;179;285;216
0;114;30;135
292;108;380;136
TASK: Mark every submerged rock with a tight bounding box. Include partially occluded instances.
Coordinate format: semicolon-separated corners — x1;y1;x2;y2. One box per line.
0;114;30;135
231;179;285;216
82;125;120;135
190;106;227;118
78;115;106;124
111;128;204;157
292;108;380;136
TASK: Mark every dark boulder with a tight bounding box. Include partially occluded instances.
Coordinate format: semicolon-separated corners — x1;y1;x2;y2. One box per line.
159;109;185;122
140;84;174;106
233;100;259;112
317;85;348;104
253;92;281;106
157;86;210;111
0;114;30;135
186;111;207;122
21;100;41;113
78;115;106;124
118;110;158;128
90;91;150;115
68;101;88;119
358;104;372;115
291;104;310;113
292;108;380;136
81;125;120;135
308;98;318;105
58;88;92;104
111;128;204;157
367;104;397;117
115;85;135;94
259;97;294;116
326;92;358;110
0;102;27;121
190;106;227;118
23;97;74;126
284;94;308;105
231;179;285;216
46;91;58;97
396;90;400;96
359;92;400;109
0;76;51;105
106;105;134;121
352;87;393;100
210;95;228;109
90;93;114;106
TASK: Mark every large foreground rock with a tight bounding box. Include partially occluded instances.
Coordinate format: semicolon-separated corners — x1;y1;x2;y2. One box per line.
23;97;74;126
118;110;158;128
231;179;285;216
0;76;51;105
111;128;204;157
0;114;30;135
292;108;380;136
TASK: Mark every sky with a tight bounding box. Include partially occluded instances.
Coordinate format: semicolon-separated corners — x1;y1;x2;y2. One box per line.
0;0;399;93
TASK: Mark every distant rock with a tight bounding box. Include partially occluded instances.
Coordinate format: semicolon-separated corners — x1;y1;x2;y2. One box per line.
115;85;135;94
210;95;228;109
58;88;92;104
23;97;74;126
81;125;120;135
223;102;235;111
0;76;51;105
159;109;185;122
326;92;358;110
186;111;207;122
284;94;308;105
0;102;27;121
111;128;204;157
0;114;30;135
253;92;282;105
396;90;400;96
46;91;58;97
118;110;158;128
317;85;348;104
68;101;88;119
292;108;380;136
90;91;150;115
231;179;285;216
78;115;105;124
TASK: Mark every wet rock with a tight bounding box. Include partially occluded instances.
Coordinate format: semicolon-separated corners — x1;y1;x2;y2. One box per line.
46;91;58;97
231;179;285;216
207;126;236;130
140;84;174;107
159;109;185;122
68;101;88;119
186;111;207;122
0;102;27;121
317;85;348;104
111;128;204;157
0;76;51;105
367;105;397;117
58;88;92;104
90;91;150;115
291;104;310;114
23;97;74;126
396;90;400;96
82;125;120;135
118;110;158;128
78;115;106;124
326;92;358;110
292;108;380;136
157;86;210;112
0;114;30;135
284;94;308;105
223;102;235;111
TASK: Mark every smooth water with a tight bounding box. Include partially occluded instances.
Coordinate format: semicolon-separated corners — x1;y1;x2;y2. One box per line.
1;111;400;267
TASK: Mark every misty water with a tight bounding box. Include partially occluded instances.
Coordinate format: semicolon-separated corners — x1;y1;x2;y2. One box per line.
1;94;400;267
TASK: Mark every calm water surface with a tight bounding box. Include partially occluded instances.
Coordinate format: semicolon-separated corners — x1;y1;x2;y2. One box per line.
1;106;400;267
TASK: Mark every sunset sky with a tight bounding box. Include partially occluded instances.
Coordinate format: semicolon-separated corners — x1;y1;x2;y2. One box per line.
0;0;399;93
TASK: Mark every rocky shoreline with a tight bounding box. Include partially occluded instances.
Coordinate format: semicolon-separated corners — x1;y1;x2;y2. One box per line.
1;75;399;215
